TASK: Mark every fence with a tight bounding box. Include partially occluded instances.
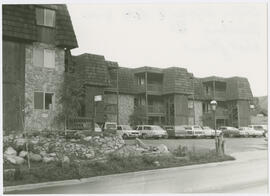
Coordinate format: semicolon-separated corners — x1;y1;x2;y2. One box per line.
66;117;93;130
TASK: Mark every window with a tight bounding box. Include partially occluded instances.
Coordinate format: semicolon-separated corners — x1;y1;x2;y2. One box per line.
44;49;55;68
188;101;194;109
45;93;53;109
34;92;43;109
34;92;54;110
36;8;55;27
33;48;55;68
137;126;142;130
144;126;151;130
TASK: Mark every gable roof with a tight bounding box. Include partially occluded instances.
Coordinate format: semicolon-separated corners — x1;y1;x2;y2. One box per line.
3;4;78;49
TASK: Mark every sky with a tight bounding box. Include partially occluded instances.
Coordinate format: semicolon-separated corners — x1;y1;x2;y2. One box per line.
67;2;267;97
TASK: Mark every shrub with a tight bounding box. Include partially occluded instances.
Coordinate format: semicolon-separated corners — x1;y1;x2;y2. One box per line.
173;145;188;157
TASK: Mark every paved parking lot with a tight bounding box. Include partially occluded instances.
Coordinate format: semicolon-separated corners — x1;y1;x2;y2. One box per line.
125;137;268;154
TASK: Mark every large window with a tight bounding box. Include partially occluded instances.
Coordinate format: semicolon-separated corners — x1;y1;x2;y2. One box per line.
33;48;55;68
34;92;54;110
36;8;56;27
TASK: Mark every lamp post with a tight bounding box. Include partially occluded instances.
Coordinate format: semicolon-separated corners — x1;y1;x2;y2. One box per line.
210;100;218;153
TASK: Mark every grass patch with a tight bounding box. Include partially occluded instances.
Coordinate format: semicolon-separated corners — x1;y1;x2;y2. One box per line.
4;148;235;187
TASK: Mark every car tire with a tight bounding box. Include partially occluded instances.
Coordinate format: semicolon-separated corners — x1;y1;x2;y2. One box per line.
142;134;147;139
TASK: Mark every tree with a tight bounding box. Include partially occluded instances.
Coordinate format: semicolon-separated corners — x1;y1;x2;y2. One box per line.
56;73;85;129
129;105;147;126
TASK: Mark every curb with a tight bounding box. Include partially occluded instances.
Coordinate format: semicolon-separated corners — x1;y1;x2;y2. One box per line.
4;150;266;193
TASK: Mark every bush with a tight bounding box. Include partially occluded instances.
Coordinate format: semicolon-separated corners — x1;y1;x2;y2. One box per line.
173;145;188;157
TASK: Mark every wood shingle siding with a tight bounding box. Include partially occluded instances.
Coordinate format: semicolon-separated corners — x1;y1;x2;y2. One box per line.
73;54;111;87
3;4;78;49
118;67;136;94
163;67;193;95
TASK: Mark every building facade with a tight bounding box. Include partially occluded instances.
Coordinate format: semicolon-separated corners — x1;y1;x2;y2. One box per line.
2;5;255;132
71;54;254;129
3;4;78;132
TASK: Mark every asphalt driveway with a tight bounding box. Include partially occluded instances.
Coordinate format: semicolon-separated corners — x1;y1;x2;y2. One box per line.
125;137;268;154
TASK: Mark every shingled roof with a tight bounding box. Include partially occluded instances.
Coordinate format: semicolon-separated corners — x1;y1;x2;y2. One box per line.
3;4;78;49
118;67;136;94
73;53;115;87
163;67;193;95
226;77;253;100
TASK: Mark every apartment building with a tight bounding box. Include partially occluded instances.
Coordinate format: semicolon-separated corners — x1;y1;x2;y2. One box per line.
2;5;254;132
71;54;254;128
3;4;78;132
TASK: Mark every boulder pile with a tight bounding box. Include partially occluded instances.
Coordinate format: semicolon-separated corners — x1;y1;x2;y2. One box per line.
3;133;125;165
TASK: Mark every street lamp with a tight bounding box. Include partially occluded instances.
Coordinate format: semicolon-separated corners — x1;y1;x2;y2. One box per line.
210;100;218;153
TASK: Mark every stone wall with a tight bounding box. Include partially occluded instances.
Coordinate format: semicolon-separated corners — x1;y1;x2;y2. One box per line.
194;101;203;126
118;94;134;125
188;100;203;126
25;42;65;131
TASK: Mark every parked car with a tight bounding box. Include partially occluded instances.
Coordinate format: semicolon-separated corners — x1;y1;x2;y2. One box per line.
192;125;204;138
117;125;140;139
202;126;221;138
248;125;266;137
163;125;175;138
238;127;250;137
218;126;240;137
135;125;168;139
102;122;117;134
165;125;201;138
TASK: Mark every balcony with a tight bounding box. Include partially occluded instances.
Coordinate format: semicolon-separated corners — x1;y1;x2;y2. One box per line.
135;84;162;94
148;105;165;115
204;90;226;101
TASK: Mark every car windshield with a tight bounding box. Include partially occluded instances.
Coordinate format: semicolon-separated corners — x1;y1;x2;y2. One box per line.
254;126;263;130
185;127;192;130
193;126;201;130
95;124;99;128
203;127;210;129
122;125;132;130
151;126;163;130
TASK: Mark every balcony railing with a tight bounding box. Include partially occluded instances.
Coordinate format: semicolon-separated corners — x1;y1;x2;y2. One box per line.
147;84;162;92
148;105;165;113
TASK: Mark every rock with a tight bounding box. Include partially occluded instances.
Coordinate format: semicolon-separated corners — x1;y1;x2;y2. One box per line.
19;151;28;158
135;138;149;149
62;156;70;164
43;156;55;163
14;138;26;147
85;153;95;159
31;140;39;145
5;155;25;165
14;156;25;165
29;153;42;162
48;152;56;157
40;151;47;157
156;144;169;153
83;136;92;141
5;147;17;156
